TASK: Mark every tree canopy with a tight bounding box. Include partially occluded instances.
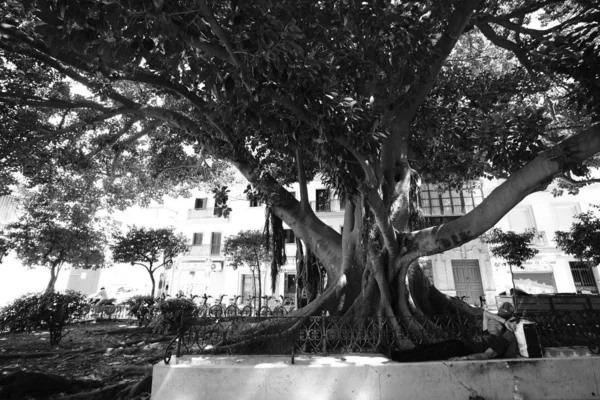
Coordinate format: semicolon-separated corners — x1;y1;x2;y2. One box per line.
555;204;600;266
1;185;112;293
1;0;600;347
223;229;272;310
111;225;190;296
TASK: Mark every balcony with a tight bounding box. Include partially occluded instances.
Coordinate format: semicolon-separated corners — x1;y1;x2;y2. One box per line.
309;199;345;213
187;208;220;219
185;244;222;257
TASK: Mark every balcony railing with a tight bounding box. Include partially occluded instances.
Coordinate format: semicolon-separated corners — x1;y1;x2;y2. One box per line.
187;208;220;219
186;244;222;257
309;199;345;213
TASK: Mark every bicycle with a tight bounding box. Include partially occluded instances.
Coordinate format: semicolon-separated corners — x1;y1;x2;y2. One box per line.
272;295;294;316
259;295;273;317
209;294;227;317
197;294;212;317
225;295;243;316
239;296;254;316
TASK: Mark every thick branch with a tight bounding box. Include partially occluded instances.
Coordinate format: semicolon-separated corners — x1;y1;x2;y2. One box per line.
405;0;482;119
295;148;310;211
477;23;534;70
410;124;600;255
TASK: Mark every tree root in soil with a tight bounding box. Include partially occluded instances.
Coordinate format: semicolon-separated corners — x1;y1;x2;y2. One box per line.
0;371;103;399
0;370;153;400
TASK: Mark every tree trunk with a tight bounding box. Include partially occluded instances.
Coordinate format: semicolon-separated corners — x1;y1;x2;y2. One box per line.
257;264;262;312
149;268;156;297
230;123;600;348
44;262;61;294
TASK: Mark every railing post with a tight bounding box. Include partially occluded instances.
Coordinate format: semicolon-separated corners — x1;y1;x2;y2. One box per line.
321;311;327;355
176;310;184;358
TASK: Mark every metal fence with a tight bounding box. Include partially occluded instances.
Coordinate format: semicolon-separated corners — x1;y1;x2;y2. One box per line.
77;304;135;322
163;310;600;363
163;313;487;363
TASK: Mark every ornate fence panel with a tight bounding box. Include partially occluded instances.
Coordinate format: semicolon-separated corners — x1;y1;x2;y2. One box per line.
519;310;600;349
163;313;486;363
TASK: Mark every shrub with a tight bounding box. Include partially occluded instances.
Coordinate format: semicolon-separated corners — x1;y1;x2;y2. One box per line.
0;290;89;345
0;293;42;333
123;295;157;327
151;297;197;334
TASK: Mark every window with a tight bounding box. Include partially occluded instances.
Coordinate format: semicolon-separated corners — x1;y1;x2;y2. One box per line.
194;198;207;209
569;261;598;294
316;189;330;212
211;232;222;255
249;195;262;207
553;204;580;231
192;233;203;245
507;207;536;233
284;229;295;244
419;184;483;216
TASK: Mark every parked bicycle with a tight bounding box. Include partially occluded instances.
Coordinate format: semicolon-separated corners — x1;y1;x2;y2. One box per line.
209;294;227;317
239;296;254;316
197;294;212;317
225;295;243;316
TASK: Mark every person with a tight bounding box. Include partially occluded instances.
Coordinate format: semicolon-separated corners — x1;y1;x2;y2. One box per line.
450;319;510;361
90;287;109;307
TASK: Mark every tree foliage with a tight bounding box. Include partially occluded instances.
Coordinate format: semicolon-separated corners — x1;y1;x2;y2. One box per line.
2;185;112;293
482;228;540;269
111;226;190;296
555;204;600;265
223;230;271;309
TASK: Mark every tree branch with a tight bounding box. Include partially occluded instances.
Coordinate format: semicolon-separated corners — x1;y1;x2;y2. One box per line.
197;0;239;66
0;25;135;108
336;137;378;188
410;123;600;256
87;118;141;159
478;0;563;24
405;0;482;119
476;23;535;71
295;148;310;211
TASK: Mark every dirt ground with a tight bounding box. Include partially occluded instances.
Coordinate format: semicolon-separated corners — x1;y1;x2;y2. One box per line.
0;319;170;399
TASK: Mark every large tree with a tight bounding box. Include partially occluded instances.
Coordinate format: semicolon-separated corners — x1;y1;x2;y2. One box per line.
1;0;600;347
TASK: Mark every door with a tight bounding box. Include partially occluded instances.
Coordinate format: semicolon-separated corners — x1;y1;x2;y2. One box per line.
452;260;484;306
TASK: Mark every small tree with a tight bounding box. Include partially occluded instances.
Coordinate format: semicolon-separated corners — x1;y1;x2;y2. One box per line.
555;204;600;266
111;226;190;297
223;230;271;311
2;192;111;294
482;228;539;306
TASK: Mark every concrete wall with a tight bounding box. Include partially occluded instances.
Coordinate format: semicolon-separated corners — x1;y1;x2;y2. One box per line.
152;355;600;400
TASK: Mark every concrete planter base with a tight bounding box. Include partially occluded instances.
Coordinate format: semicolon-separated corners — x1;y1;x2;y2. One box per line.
152;354;600;400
